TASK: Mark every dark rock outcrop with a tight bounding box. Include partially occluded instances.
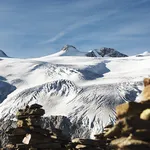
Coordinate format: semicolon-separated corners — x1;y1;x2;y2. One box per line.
0;81;16;103
0;50;8;57
97;47;128;57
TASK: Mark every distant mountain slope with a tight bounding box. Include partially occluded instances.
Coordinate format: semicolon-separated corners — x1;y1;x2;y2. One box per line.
0;80;16;103
87;47;128;57
48;45;128;58
136;51;150;57
0;50;8;57
49;45;87;57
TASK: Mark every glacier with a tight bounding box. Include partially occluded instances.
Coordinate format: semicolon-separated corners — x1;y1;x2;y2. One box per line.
0;47;150;138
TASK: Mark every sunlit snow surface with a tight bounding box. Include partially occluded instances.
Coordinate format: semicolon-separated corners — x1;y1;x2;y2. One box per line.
0;53;150;138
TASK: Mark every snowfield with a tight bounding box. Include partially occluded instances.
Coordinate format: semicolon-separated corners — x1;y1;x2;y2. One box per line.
0;49;150;138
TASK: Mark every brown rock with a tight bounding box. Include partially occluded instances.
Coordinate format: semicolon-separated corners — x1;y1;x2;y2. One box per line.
6;144;15;149
72;138;105;146
140;109;150;120
105;116;150;138
111;137;150;150
16;143;30;149
116;102;150;119
75;144;87;149
104;121;123;138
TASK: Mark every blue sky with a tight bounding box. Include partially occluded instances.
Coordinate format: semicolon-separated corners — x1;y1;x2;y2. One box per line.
0;0;150;58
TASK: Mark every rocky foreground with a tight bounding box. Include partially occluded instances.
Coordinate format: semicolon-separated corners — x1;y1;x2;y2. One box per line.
1;100;150;150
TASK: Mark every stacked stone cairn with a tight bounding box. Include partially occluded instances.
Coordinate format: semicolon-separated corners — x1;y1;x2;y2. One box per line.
104;100;150;150
5;104;70;150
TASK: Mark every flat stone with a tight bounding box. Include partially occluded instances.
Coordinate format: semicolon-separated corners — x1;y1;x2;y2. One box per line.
29;137;52;145
16;108;45;119
76;144;87;149
30;132;47;139
6;144;15;149
50;135;57;139
140;109;150;120
28;108;45;116
30;127;49;135
111;137;150;150
16;115;29;119
116;102;150;119
16;143;30;149
72;138;105;146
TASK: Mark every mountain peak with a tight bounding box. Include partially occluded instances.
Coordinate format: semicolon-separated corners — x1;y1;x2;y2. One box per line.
61;45;77;51
86;47;128;57
0;49;8;57
57;45;86;56
98;47;128;57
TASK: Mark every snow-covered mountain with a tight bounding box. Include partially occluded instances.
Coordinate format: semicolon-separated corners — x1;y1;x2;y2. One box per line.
87;47;128;57
47;45;128;58
0;47;150;138
48;45;87;57
0;50;8;57
136;51;150;57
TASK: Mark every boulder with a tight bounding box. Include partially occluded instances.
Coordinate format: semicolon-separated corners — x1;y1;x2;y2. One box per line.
111;137;150;150
140;109;150;120
116;102;150;118
105;116;150;138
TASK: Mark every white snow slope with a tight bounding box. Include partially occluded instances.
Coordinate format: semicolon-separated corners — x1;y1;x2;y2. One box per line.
136;51;150;57
0;53;150;138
